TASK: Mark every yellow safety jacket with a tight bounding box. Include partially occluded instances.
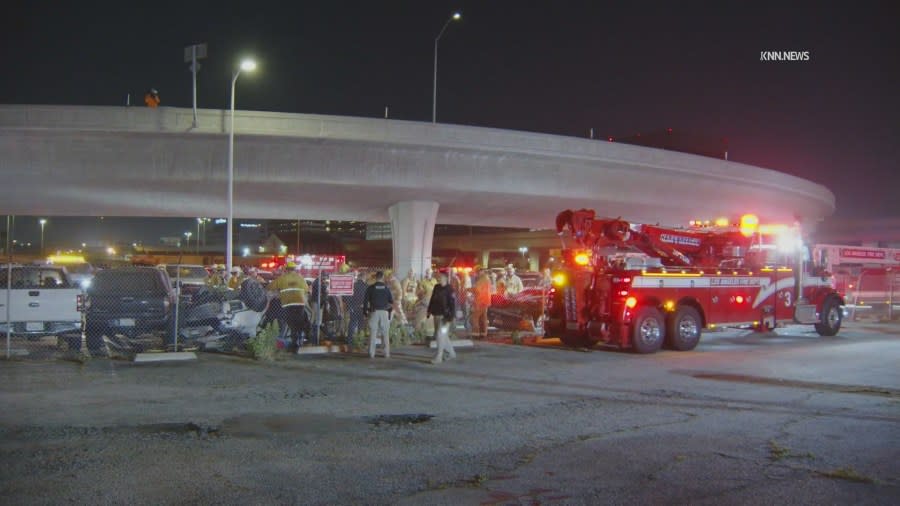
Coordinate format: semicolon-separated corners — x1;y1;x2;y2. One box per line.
269;272;309;306
228;275;244;290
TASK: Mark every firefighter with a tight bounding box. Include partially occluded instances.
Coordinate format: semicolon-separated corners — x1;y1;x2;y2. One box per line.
227;266;244;290
364;271;393;359
540;267;553;289
417;268;437;303
144;88;160;108
387;270;406;325
495;270;508;298
470;270;492;338
505;265;524;296
401;268;418;316
206;265;226;288
268;262;310;350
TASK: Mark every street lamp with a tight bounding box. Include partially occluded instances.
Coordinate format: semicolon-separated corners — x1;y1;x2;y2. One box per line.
227;58;257;274
518;246;528;257
432;11;462;123
39;219;47;257
184;231;193;251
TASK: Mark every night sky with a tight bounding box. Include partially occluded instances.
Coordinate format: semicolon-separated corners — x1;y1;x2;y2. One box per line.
3;1;899;245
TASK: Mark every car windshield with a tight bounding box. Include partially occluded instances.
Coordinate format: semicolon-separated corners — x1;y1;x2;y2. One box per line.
165;266;208;279
91;271;162;293
65;263;93;275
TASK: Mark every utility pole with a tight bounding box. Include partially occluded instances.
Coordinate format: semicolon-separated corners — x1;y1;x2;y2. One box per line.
184;43;208;128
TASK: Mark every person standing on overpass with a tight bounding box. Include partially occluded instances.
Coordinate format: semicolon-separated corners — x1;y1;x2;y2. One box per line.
144;88;160;108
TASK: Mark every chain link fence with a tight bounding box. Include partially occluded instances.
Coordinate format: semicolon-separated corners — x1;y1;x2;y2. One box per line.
3;238;547;360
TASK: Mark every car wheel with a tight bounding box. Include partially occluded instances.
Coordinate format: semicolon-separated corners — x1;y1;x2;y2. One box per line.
62;333;83;351
631;306;665;354
665;306;702;351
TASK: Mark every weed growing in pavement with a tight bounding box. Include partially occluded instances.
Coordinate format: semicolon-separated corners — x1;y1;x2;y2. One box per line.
350;329;366;351
768;440;815;462
247;321;278;361
819;467;875;484
468;474;487;487
412;326;429;344
768;440;791;461
389;319;414;347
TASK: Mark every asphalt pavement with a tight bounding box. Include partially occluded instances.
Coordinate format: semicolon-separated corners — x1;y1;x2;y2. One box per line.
0;321;897;505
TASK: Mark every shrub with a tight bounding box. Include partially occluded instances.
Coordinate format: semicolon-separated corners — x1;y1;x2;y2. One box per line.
247;321;278;361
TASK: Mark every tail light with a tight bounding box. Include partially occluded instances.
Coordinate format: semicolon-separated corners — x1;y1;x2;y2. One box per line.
76;294;85;312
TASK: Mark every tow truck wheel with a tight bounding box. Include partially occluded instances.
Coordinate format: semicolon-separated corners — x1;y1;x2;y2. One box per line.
560;334;588;348
814;297;842;336
631;307;665;354
666;306;702;351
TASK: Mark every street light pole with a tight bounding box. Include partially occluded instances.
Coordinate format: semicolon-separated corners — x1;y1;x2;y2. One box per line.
39;219;47;257
196;218;202;254
432;11;462;123
226;59;256;275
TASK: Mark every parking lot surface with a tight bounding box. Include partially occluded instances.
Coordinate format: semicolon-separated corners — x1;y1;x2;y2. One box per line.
1;322;898;505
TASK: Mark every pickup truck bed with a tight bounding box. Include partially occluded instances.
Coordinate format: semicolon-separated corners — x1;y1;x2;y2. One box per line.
1;265;82;338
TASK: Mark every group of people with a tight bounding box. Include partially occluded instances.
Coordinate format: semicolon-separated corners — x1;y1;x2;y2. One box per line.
197;262;535;365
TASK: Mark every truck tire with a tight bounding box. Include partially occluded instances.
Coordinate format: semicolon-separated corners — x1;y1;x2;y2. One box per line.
631;306;665;354
814;297;842;336
84;324;107;352
666;306;702;351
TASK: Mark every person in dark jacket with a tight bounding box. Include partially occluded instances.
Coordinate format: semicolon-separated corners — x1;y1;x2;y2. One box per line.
345;271;368;346
364;271;393;358
427;273;457;364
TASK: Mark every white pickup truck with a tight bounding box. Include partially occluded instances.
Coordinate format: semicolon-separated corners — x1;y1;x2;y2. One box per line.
0;265;82;339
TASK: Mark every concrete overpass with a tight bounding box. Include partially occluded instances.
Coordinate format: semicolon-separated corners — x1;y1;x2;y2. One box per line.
0;104;835;275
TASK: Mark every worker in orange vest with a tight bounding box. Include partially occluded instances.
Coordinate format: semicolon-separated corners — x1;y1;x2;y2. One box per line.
144;88;160;108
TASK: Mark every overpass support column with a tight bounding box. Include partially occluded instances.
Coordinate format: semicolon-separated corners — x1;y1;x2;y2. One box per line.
389;201;439;277
481;250;491;269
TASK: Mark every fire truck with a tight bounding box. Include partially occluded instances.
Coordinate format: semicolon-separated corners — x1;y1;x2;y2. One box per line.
812;244;900;319
545;209;844;353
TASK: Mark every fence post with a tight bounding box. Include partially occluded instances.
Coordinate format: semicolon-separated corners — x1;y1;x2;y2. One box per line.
173;264;181;352
889;269;895;321
315;267;323;346
5;260;10;360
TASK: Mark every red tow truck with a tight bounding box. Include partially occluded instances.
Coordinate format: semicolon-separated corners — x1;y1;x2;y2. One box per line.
545;209;844;353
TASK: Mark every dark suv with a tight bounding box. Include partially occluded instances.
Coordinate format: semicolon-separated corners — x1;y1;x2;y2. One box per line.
79;267;176;351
